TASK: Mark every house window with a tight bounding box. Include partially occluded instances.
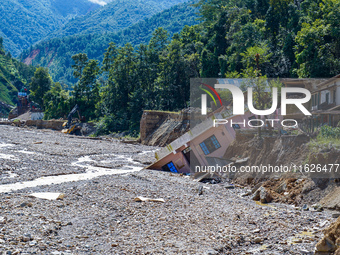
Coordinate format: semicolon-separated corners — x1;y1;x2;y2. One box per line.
199;135;221;155
232;124;241;129
162;162;178;173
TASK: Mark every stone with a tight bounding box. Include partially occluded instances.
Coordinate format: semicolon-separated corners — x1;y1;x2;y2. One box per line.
241;191;252;197
332;213;340;218
21;236;30;242
311;203;323;212
19;202;33;208
51;252;62;255
260;187;272;203
315;236;336;252
275;181;287;193
251;183;263;194
300;248;312;254
205;249;218;255
21;233;32;242
254;237;263;244
198;186;203;196
225;184;235;189
0;217;6;224
251;189;261;201
29;240;37;246
302;204;309;211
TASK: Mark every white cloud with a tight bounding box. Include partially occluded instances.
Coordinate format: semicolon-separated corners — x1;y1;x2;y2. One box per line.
88;0;108;6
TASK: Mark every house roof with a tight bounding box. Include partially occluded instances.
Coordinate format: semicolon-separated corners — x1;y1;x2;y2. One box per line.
313;74;340;93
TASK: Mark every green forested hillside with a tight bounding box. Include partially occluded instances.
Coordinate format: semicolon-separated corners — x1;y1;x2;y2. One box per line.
32;0;340;135
0;0;100;56
20;1;199;86
49;0;189;39
0;39;35;106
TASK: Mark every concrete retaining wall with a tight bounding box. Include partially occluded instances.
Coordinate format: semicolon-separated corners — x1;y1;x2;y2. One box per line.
25;120;65;130
140;110;180;143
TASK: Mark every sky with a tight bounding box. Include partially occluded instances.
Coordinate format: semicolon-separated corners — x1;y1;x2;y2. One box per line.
88;0;108;6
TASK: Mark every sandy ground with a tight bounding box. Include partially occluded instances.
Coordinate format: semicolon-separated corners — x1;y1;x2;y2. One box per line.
0;125;336;254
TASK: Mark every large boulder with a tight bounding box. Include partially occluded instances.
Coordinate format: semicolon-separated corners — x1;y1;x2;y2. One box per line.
251;186;273;203
315;216;340;254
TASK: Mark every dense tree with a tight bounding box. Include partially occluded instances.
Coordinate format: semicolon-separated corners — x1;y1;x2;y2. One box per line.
295;0;340;77
43;83;70;120
0;37;36;110
29;67;52;109
72;55;101;120
0;38;3;53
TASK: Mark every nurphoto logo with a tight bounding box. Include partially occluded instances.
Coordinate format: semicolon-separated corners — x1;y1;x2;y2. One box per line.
201;83;312;116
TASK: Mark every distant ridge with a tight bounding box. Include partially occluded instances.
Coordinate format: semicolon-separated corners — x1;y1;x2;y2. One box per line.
20;1;199;85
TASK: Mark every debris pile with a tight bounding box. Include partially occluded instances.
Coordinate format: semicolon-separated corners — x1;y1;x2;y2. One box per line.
223;133;340;206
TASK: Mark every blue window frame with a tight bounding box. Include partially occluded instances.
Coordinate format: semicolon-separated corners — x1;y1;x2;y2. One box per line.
199;135;221;155
162;161;178;173
200;143;210;155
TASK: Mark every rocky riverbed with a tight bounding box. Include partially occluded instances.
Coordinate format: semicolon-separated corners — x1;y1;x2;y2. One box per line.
0;125;336;254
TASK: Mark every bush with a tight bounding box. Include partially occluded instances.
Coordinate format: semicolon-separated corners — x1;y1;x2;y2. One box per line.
95;113;129;136
319;125;340;139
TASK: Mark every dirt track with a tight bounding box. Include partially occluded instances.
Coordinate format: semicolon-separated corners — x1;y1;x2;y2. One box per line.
0;125;336;254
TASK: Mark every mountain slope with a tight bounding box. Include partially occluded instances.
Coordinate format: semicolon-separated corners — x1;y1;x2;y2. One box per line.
49;0;189;39
0;0;100;57
0;41;35;109
20;1;200;85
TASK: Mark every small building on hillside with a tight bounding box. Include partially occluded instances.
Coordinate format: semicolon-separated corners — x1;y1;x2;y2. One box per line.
279;76;340;132
310;75;340;127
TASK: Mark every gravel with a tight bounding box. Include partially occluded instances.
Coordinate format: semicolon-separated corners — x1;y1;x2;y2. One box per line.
0;125;336;254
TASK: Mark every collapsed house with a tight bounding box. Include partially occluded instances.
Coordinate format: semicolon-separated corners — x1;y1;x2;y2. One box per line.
146;106;258;173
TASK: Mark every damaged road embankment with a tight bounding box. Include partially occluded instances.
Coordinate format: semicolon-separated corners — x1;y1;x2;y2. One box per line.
224;132;340;208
